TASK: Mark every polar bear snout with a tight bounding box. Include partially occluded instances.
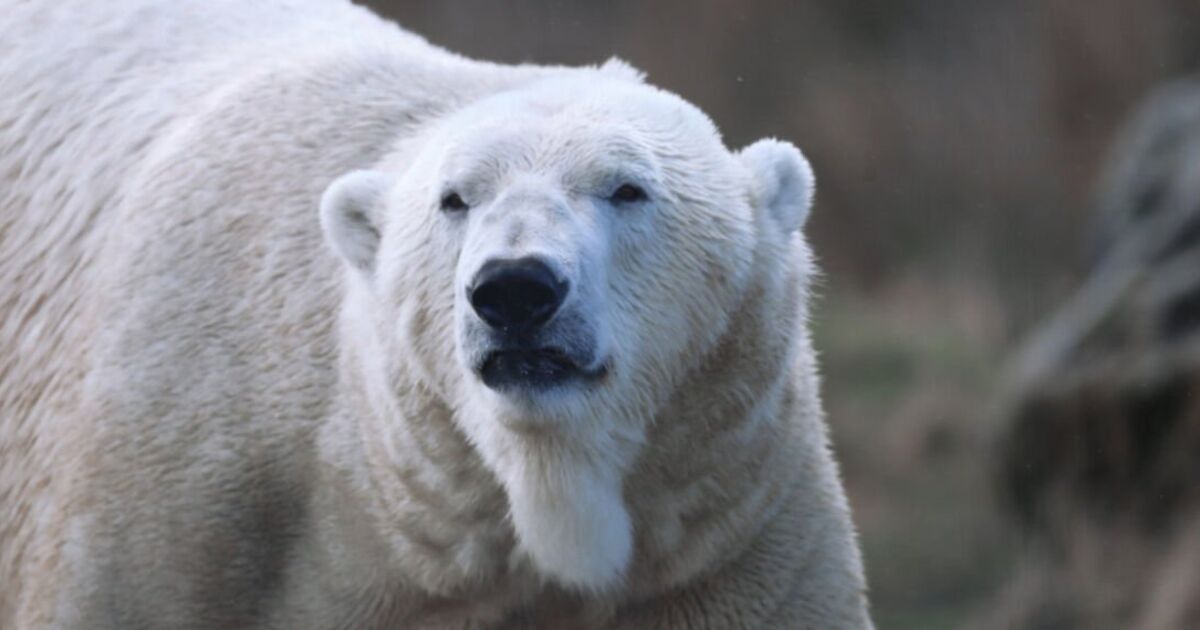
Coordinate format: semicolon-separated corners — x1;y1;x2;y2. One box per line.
469;257;567;332
462;256;609;392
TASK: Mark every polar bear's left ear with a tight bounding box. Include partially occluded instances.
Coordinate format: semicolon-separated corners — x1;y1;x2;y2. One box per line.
320;170;389;275
739;139;815;233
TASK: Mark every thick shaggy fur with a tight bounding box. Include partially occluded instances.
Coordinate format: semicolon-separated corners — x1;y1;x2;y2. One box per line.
0;1;872;628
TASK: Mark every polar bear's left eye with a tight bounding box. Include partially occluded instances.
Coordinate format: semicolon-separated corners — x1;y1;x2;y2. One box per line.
610;183;647;204
440;191;468;213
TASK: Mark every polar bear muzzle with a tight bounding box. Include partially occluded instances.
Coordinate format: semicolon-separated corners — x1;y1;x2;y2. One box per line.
468;257;567;332
469;256;607;391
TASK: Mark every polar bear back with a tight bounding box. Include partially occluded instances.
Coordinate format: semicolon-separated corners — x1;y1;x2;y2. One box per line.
0;2;489;624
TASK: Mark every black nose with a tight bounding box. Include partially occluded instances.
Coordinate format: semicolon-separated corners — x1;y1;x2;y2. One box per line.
469;257;568;331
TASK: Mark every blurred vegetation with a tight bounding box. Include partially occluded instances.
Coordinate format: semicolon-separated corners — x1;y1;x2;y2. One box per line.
985;79;1200;629
364;2;1200;627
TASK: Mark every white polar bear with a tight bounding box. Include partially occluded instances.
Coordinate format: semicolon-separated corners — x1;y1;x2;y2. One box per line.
0;1;872;628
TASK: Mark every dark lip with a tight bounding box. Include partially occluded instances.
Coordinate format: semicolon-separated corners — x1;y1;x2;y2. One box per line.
477;347;607;391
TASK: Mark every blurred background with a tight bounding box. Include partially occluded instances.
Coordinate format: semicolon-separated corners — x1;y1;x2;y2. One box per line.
366;2;1200;627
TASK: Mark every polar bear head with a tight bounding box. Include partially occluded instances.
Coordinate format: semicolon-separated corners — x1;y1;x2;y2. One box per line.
320;63;815;592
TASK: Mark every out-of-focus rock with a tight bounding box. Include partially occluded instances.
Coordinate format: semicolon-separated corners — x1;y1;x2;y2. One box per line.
988;79;1200;629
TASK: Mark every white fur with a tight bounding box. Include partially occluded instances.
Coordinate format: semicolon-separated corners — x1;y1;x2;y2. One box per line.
741;138;816;232
320;170;389;274
1;1;872;628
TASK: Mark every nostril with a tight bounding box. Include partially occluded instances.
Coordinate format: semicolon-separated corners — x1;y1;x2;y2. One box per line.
468;285;506;329
469;257;567;330
471;276;556;328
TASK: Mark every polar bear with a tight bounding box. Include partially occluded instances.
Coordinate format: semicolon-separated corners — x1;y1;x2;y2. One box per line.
0;1;872;628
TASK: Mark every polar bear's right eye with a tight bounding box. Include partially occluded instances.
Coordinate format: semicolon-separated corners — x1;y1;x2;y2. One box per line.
440;191;468;213
610;183;648;204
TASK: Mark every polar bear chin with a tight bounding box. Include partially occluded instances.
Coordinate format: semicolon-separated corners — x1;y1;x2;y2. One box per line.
506;454;633;591
460;391;636;591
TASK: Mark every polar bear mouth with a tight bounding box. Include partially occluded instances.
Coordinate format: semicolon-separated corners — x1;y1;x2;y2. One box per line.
478;347;606;391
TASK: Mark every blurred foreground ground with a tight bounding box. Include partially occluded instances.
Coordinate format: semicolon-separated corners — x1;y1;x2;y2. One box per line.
367;2;1200;627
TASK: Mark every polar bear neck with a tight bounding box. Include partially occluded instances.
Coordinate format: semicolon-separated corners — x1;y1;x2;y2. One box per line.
312;293;519;600
321;239;813;617
620;248;813;594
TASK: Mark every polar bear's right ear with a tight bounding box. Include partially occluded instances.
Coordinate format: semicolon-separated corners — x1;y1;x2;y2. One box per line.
739;139;815;234
320;170;389;275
